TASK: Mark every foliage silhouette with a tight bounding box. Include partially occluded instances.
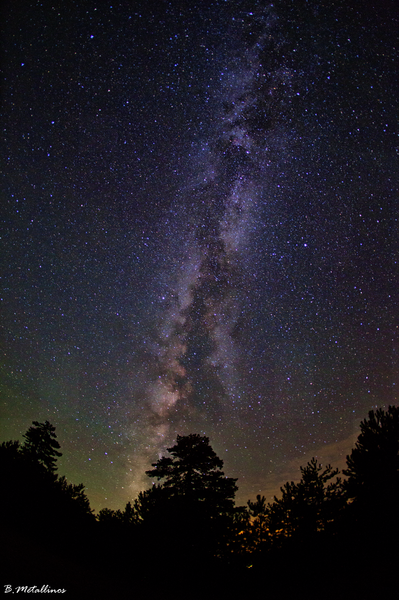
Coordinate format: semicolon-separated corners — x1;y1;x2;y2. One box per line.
263;458;343;548
247;494;267;518
146;433;238;514
130;484;171;523
0;421;94;539
2;408;399;598
341;405;399;556
22;420;62;472
343;405;399;506
98;500;138;529
239;494;269;554
141;434;240;567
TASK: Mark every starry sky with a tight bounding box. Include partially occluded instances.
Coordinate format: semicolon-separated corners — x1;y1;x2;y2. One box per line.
1;0;397;510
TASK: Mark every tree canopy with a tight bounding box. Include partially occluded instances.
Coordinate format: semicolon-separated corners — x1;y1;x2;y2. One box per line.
1;408;399;597
145;433;238;513
22;420;62;472
0;420;93;538
264;458;343;547
343;405;399;505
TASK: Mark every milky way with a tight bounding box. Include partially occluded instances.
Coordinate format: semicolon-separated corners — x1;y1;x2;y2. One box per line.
127;6;291;489
1;1;397;509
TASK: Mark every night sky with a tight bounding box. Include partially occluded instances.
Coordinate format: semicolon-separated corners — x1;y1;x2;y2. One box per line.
1;0;397;511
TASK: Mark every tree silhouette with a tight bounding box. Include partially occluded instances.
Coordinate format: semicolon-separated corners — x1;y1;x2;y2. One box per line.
1;421;94;538
55;475;93;519
343;405;399;504
22;420;62;472
142;434;239;566
130;485;171;524
146;433;238;514
98;501;138;528
264;459;343;548
342;405;399;548
240;494;269;554
248;494;267;518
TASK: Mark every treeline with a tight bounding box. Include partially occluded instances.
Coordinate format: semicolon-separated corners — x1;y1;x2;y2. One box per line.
1;407;398;598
